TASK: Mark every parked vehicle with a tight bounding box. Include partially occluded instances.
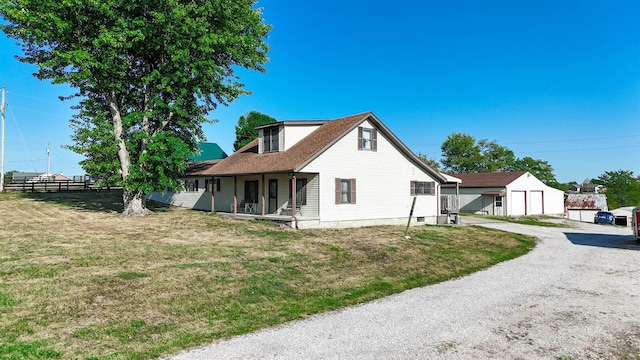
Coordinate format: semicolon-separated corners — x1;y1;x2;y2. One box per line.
633;208;640;243
594;211;615;225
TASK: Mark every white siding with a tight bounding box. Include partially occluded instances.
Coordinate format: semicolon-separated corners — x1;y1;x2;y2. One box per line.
300;119;440;225
213;177;235;212
567;209;598;222
147;176;236;212
283;124;322;151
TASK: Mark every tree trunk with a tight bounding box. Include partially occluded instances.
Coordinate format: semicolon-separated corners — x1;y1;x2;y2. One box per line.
108;92;151;216
122;190;152;216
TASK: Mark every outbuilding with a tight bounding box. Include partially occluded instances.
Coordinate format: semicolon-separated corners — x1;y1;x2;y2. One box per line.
441;171;565;216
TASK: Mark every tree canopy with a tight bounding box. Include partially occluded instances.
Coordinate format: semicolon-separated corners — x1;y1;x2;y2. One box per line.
233;111;276;151
416;151;440;170
0;0;271;215
595;170;640;209
440;132;559;186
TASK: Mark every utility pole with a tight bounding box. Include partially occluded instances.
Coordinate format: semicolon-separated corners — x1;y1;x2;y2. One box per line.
46;143;50;176
0;87;5;192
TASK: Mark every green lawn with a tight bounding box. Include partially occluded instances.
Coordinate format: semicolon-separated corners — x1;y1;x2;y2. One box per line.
0;191;535;359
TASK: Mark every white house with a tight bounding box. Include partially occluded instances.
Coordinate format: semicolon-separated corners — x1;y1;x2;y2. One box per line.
149;112;459;228
441;171;565;216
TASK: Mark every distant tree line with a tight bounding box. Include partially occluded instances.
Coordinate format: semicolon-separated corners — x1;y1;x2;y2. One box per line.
414;132;640;208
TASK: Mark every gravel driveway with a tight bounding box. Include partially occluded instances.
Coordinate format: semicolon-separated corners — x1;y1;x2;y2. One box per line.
166;221;640;359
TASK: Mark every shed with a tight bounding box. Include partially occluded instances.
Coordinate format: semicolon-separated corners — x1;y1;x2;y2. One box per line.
564;194;608;223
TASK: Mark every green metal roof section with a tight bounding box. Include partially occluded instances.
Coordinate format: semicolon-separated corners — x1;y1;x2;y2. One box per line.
190;142;228;162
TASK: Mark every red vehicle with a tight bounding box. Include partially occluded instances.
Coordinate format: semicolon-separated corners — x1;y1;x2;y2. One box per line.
633;208;640;244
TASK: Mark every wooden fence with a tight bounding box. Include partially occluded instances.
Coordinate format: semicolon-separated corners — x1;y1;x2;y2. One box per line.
4;176;112;193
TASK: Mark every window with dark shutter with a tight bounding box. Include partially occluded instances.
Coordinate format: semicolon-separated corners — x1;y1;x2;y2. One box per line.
371;129;377;151
263;127;279;152
335;178;356;204
358;127;377;151
410;181;435;196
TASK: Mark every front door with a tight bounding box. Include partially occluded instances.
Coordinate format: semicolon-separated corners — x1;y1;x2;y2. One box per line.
268;179;278;214
494;196;504;216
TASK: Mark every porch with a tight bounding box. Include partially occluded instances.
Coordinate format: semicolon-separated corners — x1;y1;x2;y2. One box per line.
209;172;319;219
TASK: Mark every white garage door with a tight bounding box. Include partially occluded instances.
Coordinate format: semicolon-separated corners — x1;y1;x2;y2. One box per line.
530;191;543;215
510;191;526;216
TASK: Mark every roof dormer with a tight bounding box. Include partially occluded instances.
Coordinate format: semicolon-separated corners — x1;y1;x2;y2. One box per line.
258;124;282;154
256;121;325;153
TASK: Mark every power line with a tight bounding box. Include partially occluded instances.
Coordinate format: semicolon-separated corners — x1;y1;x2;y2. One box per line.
518;144;640;154
7;103;40;173
410;134;640;151
501;135;640;146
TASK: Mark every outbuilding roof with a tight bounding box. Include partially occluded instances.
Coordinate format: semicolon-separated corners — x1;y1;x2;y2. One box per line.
447;171;528;188
190;142;228;162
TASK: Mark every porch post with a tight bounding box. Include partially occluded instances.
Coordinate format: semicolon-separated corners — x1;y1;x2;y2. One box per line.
210;176;215;213
261;174;265;216
291;174;297;220
233;176;237;214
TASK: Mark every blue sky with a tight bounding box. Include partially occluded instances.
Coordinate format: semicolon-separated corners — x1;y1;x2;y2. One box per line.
1;0;638;183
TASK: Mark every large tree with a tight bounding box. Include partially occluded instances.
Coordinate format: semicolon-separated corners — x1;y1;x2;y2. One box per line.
440;133;483;173
511;156;558;187
440;133;515;173
233;111;276;151
440;132;559;187
0;0;271;215
416;151;440;170
595;170;640;209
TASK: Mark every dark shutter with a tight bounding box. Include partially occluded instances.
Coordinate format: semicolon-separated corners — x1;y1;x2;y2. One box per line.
371;129;377;151
335;178;341;204
351;179;356;204
357;127;363;150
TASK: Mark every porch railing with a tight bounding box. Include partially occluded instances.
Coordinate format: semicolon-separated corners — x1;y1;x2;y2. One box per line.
441;195;460;214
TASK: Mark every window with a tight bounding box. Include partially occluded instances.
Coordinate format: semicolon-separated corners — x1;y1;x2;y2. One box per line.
358;127;377;151
244;180;259;203
289;178;307;205
410;181;435;196
495;196;503;207
205;178;221;192
263;127;279;152
184;179;199;192
335;178;356;204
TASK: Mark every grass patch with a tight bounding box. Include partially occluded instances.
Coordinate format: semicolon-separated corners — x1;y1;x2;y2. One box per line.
117;272;149;280
0;191;535;359
483;215;567;227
